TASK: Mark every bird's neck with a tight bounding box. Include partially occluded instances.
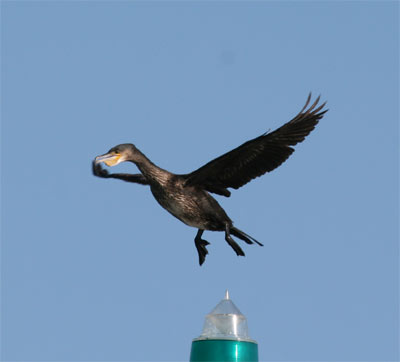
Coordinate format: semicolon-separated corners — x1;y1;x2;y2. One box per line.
129;149;171;185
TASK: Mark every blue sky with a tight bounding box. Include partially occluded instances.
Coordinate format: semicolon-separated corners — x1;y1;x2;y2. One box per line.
1;1;398;361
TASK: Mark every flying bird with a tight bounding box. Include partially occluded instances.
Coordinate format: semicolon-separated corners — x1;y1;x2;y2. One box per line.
93;94;327;265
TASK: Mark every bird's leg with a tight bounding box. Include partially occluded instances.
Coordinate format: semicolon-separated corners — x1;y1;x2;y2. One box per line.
225;224;245;257
194;229;210;266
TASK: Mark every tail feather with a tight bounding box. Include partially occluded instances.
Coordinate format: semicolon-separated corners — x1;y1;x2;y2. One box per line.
230;226;264;247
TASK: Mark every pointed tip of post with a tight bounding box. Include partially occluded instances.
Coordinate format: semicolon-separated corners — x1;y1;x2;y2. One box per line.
224;289;230;300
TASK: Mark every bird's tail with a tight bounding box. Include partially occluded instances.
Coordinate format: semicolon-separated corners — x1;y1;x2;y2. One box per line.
230;226;264;246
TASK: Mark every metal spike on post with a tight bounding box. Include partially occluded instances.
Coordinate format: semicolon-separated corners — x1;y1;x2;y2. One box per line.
190;291;258;362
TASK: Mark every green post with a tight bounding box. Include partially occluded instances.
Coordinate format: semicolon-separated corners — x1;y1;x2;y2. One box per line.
190;291;258;362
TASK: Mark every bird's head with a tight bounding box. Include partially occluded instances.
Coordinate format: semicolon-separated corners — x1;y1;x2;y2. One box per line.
94;143;137;167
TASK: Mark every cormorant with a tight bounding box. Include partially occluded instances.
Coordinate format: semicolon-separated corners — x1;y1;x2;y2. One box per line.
93;94;327;265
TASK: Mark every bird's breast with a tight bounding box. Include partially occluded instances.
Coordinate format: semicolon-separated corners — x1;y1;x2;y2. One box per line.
149;180;229;230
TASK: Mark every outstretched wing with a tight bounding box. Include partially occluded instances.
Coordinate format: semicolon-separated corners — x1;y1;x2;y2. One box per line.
92;161;149;185
183;94;327;196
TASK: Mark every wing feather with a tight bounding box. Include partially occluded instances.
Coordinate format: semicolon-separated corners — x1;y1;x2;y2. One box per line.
184;94;327;194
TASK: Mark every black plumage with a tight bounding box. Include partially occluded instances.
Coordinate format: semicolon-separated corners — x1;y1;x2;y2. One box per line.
93;94;327;265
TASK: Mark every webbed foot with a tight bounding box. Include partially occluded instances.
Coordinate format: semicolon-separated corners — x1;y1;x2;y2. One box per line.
225;224;245;257
195;229;210;266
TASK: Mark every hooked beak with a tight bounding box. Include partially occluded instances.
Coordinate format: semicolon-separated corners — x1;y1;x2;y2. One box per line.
95;152;121;167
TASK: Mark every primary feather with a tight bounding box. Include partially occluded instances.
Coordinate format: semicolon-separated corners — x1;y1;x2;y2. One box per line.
183;93;327;196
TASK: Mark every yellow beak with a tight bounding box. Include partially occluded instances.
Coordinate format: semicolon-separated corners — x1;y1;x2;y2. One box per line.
95;152;121;167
